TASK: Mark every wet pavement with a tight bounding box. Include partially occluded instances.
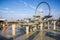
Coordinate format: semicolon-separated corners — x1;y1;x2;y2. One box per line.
0;27;60;40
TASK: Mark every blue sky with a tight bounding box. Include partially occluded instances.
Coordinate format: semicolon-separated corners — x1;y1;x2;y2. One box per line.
0;0;60;20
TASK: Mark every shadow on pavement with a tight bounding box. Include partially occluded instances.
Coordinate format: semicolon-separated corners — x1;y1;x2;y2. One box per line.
0;35;13;40
46;32;60;40
26;31;40;40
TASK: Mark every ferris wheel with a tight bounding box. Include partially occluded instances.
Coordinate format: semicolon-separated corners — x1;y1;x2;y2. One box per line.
35;2;52;19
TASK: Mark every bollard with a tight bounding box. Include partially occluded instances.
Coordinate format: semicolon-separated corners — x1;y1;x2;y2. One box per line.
54;21;56;30
34;26;36;31
48;21;50;29
40;22;43;30
26;26;29;34
26;26;29;38
12;24;16;40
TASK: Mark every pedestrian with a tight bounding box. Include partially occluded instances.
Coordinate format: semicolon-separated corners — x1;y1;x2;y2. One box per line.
3;24;8;31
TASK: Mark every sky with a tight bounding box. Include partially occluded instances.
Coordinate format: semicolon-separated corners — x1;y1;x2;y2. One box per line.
0;0;60;20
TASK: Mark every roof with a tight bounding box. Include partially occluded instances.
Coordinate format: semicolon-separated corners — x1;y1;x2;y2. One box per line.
0;19;5;21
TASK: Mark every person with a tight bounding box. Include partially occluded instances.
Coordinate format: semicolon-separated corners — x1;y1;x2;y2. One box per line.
0;25;3;31
3;24;8;31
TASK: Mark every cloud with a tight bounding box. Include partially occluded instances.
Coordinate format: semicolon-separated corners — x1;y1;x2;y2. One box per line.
0;8;14;13
4;13;33;20
51;9;60;18
29;5;36;10
1;1;52;20
23;2;28;7
0;7;34;20
23;1;36;10
15;1;28;7
4;8;9;10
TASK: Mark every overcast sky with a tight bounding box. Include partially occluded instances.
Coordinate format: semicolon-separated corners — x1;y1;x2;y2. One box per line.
0;0;60;20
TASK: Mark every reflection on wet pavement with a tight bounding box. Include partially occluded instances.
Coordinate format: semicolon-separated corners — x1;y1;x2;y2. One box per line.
26;31;40;40
0;27;60;40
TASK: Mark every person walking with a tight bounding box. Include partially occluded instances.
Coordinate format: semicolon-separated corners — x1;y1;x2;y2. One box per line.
3;24;8;31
